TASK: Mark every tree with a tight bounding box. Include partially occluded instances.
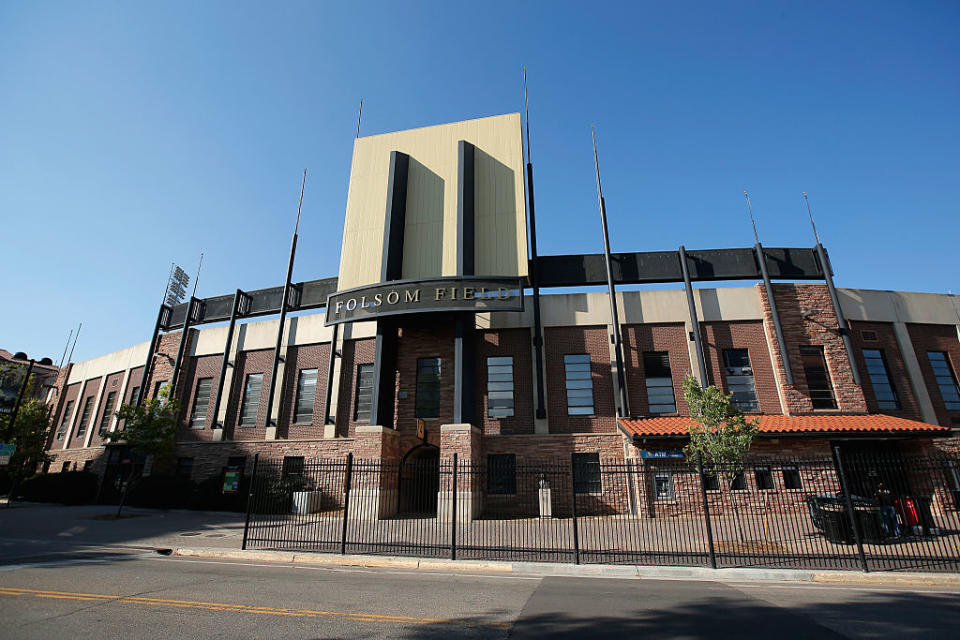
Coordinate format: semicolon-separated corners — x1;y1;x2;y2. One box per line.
104;384;180;514
0;394;54;491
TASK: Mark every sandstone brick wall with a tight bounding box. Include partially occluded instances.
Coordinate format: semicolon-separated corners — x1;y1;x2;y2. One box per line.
176;354;222;442
848;320;923;420
544;325;617;434
224;348;274;440
759;283;867;414
335;338;375;438
278;342;331;440
475;328;535;435
394;324;457;433
907;323;960;428
623;323;691;417
700;320;780;414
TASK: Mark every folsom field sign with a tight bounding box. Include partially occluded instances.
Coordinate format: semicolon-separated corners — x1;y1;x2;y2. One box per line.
325;277;525;325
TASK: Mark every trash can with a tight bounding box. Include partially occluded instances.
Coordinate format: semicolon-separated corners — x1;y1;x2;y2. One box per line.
821;503;853;544
854;505;884;544
914;495;939;536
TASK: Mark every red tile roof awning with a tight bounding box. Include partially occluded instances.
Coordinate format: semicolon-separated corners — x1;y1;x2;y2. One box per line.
618;414;950;439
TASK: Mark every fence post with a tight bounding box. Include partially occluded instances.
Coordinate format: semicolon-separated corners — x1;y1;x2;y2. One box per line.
451;453;458;561
832;445;869;572
340;452;354;555
241;453;259;551
570;454;580;565
696;452;718;569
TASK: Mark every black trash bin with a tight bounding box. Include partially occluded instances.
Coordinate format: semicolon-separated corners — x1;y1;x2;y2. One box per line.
854;505;885;544
821;503;853;544
914;496;939;536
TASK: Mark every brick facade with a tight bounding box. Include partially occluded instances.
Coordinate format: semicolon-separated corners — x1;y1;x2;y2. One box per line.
700;320;781;414
544;325;617;434
475;328;535;435
224;348;274;440
335;338;375;438
907;323;960;428
623;322;692;417
848;320;923;420
278;342;331;440
177;354;222;442
66;376;101;449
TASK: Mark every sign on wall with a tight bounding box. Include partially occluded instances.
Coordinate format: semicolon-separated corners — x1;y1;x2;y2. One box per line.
325;276;524;325
640;449;685;460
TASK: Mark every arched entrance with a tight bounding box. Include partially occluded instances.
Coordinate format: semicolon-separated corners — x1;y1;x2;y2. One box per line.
398;444;440;516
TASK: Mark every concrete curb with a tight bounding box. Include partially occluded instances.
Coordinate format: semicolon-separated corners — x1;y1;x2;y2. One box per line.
170;547;960;587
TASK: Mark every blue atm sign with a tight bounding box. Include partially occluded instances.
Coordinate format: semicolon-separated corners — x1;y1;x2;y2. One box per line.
640;449;684;460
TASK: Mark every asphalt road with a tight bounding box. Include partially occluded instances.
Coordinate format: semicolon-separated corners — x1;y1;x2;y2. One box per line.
1;543;959;639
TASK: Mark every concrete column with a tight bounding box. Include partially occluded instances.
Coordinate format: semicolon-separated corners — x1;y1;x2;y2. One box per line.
61;379;87;450
893;321;938;424
323;328;345;439
82;377;109;448
266;317;298;440
213;324;245;442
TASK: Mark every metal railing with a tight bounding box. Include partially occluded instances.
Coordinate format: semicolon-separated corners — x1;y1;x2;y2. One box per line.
241;451;960;573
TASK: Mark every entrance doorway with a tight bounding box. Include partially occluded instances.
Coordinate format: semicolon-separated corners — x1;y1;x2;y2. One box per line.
398;445;440;516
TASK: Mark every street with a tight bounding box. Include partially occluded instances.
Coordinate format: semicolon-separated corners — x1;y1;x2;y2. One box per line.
1;540;959;639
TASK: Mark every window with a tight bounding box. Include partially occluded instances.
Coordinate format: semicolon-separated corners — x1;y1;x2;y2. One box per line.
56;400;74;440
928;352;960;411
487;454;516;495
702;469;720;491
652;470;675;501
572;452;601;494
863;349;900;410
782;465;803;490
153;380;168;399
564;354;594;416
98;391;117;434
643;352;676;414
282;456;305;478
190;378;213;428
239;373;263;426
800;346;837;410
226;456;247;471
128;385;140;404
754;466;774;490
487;357;515;418
354;364;374;421
176;457;194;479
722;349;759;412
82;460;93;472
415;357;441;418
731;471;747;491
61;461;70;473
294;369;317;424
75;396;94;436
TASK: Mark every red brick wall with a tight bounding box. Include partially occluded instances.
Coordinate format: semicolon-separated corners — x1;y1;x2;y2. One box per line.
700;320;780;414
544;325;617;434
760;283;867;414
224;348;274;440
483;433;625;462
89;371;126;446
278;342;331;440
623;323;691;417
67;377;101;449
848;321;923;420
394;324;456;433
335;338;375;437
475;328;535;435
177;354;223;442
907;323;960;428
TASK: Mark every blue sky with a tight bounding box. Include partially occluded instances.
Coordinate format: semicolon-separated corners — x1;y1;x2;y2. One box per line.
2;1;958;363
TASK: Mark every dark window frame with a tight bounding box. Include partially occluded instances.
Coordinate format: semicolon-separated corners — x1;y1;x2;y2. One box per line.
415;357;442;418
75;396;94;436
928;351;960;411
572;452;602;494
754;465;774;490
564;354;595;416
722;349;760;413
782;465;803;490
56;399;75;440
176;457;194;479
354;363;374;422
799;345;838;410
294;368;318;424
98;391;117;434
486;454;517;495
487;356;515;418
190;378;214;429
643;351;676;414
239;373;264;427
862;348;900;411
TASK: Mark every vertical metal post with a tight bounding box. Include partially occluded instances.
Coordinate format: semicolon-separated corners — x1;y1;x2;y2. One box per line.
832;445;869;572
211;290;243;429
241;453;259;550
679;246;708;383
570;453;581;565
341;452;354;555
322;323;339;425
524;69;547;419
137;305;170;406
5;359;34;442
170;297;198;396
697;452;718;569
755;243;794;385
451;453;458;560
817;244;862;385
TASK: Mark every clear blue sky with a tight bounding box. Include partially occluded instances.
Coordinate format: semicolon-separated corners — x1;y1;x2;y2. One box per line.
2;1;958;363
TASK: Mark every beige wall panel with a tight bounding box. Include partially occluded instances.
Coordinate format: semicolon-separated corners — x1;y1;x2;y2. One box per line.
338;114;526;289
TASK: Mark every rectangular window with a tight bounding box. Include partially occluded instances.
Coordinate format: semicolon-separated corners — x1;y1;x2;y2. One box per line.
294;369;317;424
76;396;94;436
564;354;594;416
487;356;515;418
800;345;837;410
190;378;213;428
153;380;168;399
61;461;70;473
282;456;305;478
731;471;747;491
863;349;900;410
702;469;720;491
782;465;803;490
354;364;374;421
176;457;194;479
572;452;601;494
82;460;93;472
928;352;960;411
643;351;676;414
754;466;774;490
415;357;441;418
128;385;140;404
653;470;675;501
487;454;517;495
239;373;263;426
226;456;247;470
722;349;759;412
98;391;117;434
56;400;75;440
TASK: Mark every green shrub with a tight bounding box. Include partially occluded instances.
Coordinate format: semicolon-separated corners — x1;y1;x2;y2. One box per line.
14;471;99;505
126;474;195;510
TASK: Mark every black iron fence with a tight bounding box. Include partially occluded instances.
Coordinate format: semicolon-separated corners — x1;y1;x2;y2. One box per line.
241;452;960;572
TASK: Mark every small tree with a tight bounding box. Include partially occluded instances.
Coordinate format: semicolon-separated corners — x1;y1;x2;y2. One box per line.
104;384;180;514
1;394;54;493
